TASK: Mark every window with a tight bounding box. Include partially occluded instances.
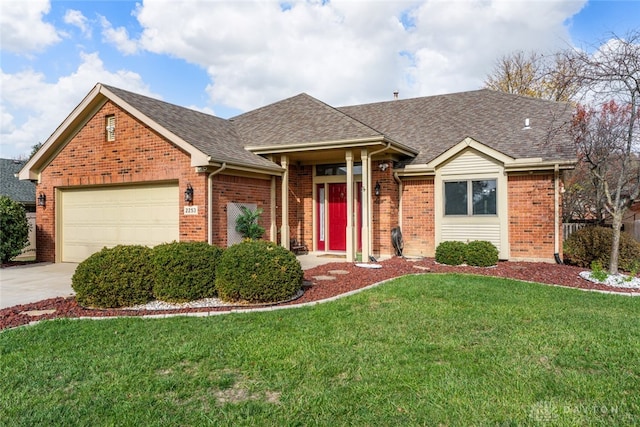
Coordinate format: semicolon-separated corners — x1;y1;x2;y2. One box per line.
316;163;362;176
105;115;116;141
444;179;496;215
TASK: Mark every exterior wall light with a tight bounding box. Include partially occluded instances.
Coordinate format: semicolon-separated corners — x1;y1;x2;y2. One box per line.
375;181;381;197
184;184;194;204
37;192;46;207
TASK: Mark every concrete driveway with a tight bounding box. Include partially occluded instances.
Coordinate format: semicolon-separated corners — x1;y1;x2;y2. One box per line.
0;263;77;309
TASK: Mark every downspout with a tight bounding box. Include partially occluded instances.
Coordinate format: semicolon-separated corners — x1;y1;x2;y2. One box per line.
394;171;402;230
207;163;227;245
554;163;563;264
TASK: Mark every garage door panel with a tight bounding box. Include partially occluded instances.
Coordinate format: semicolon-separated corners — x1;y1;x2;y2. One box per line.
61;184;179;262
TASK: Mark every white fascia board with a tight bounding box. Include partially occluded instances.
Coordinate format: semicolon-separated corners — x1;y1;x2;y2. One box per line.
426;137;514;170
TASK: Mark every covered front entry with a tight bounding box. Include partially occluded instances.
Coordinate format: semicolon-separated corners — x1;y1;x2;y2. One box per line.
316;182;361;252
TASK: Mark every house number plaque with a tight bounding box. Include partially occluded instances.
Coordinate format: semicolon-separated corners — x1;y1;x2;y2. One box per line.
184;206;198;215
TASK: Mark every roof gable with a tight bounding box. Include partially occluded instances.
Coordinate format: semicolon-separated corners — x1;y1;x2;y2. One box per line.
233;93;384;148
20;84;282;180
101;85;279;170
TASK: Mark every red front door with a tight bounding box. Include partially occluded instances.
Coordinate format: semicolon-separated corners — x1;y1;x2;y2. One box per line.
328;183;347;251
316;182;362;252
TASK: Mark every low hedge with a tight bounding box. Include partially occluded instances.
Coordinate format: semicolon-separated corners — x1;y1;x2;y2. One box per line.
216;240;303;304
435;240;499;267
564;226;640;272
435;241;467;266
72;245;154;308
465;240;499;267
152;241;224;302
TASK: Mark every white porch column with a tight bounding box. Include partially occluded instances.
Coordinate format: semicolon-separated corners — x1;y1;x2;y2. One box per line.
360;148;371;262
345;151;355;262
270;176;277;243
280;155;290;249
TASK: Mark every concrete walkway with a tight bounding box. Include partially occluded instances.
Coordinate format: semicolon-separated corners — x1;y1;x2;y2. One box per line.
0;253;344;309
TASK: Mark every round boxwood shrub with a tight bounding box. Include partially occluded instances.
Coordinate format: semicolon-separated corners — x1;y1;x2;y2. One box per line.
72;245;154;308
152;241;223;302
435;241;467;265
216;240;303;304
564;226;640;272
465;240;499;267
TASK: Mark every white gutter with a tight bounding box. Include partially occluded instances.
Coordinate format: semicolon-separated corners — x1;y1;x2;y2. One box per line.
207;163;227;244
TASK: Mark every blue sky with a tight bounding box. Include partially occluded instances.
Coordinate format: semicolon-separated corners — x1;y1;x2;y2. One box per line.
1;0;639;159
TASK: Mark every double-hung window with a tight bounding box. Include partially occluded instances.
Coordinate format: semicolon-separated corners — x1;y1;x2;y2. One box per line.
444;179;496;215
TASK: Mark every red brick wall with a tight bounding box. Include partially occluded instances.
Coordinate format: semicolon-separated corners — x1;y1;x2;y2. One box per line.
35;100;266;261
508;173;559;261
371;161;399;256
400;178;435;256
209;174;272;247
288;164;313;248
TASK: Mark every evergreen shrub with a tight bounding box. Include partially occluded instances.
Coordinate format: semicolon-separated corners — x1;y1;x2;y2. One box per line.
0;196;30;263
435;241;467;265
465;240;499;267
72;245;154;308
216;240;303;303
152;241;223;302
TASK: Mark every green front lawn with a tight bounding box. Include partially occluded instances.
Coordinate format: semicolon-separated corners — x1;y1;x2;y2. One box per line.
1;274;639;426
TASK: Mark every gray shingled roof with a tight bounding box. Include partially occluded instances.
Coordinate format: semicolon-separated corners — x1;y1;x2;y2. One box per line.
101;85;575;170
1;158;35;204
339;89;576;164
231;93;382;146
102;85;277;169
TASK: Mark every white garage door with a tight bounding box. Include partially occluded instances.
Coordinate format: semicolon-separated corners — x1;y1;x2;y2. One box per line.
60;184;179;262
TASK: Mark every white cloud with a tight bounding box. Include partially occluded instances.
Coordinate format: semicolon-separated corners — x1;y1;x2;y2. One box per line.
0;52;154;158
133;0;586;111
64;9;91;38
100;15;139;55
0;0;61;53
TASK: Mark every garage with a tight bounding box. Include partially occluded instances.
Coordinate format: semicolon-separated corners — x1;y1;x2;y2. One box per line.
59;183;179;262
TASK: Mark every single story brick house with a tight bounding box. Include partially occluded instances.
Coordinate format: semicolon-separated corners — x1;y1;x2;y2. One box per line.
20;83;576;263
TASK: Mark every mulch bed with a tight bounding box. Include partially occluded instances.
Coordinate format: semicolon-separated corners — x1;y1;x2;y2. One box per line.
1;257;637;331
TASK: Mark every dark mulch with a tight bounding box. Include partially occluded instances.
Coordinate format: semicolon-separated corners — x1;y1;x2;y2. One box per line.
1;257;636;331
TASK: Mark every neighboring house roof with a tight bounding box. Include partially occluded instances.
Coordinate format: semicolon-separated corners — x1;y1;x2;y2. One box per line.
339;89;576;165
0;158;35;204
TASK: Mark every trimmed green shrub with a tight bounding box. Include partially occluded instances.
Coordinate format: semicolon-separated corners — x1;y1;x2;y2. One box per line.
564;226;640;272
152;241;223;302
0;196;30;263
216;240;303;304
435;241;467;266
465;240;499;267
72;245;154;308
